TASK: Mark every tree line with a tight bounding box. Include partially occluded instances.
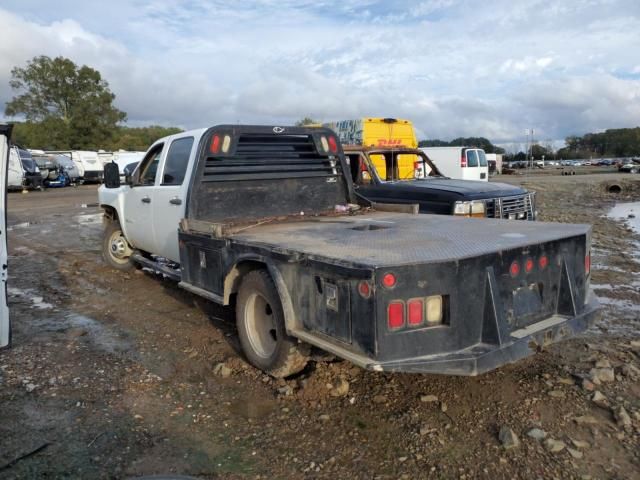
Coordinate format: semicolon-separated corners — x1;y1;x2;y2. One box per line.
4;55;182;151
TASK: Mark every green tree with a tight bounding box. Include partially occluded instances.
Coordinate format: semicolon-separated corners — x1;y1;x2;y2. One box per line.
5;55;126;149
418;137;505;154
294;117;319;126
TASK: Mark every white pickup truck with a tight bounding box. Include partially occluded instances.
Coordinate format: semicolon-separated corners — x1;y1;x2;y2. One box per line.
98;125;599;378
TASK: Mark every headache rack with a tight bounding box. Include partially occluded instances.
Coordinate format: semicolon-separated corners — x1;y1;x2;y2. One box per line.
202;133;341;182
187;125;353;224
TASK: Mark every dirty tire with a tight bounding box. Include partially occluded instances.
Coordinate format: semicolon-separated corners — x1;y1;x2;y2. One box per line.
102;220;135;271
236;270;308;377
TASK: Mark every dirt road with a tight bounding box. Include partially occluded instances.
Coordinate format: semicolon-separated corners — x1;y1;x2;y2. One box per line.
0;175;638;479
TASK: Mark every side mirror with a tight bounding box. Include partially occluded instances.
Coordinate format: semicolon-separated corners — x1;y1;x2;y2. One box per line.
104;162;120;188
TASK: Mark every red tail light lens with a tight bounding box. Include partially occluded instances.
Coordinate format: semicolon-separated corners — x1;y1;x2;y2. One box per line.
358;280;371;298
585;251;591;275
525;258;534;273
327;136;338;153
407;299;424;326
382;273;397;288
461;153;467;168
210;134;221;153
539;255;548;269
509;261;520;277
387;302;404;330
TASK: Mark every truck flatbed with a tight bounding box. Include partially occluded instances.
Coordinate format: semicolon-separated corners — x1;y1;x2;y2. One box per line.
228;212;589;267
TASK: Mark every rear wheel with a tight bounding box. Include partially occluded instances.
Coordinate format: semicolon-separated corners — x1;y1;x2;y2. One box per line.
236;270;308;377
103;220;135;270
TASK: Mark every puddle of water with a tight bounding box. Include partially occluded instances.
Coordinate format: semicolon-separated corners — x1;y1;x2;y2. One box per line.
7;221;34;231
73;213;103;225
8;287;54;309
608;201;640;233
596;296;640;312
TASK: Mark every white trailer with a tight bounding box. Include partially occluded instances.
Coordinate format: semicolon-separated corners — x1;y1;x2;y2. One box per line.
46;150;104;183
8;146;23;190
0;125;10;347
421;147;489;181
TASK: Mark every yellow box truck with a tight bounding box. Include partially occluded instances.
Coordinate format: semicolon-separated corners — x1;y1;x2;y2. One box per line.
324;118;418;180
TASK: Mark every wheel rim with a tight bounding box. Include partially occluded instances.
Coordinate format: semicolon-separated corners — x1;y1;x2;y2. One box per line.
244;292;278;359
108;229;132;264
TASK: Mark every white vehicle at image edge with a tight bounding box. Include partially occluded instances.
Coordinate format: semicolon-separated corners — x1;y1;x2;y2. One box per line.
0;125;11;348
98;129;206;264
421;146;489;181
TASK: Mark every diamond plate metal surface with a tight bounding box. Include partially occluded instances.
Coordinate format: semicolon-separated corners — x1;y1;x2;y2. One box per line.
230;213;589;267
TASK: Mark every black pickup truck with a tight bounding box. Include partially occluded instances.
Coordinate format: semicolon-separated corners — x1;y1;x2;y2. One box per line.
344;146;535;220
101;125;599;378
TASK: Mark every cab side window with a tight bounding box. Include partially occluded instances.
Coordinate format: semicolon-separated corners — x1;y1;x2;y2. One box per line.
162;137;194;186
137;144;164;186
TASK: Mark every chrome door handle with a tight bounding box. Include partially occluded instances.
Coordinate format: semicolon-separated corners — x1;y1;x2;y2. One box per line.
141;196;151;203
169;197;182;205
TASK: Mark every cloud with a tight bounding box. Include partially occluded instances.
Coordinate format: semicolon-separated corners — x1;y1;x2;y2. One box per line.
1;1;640;146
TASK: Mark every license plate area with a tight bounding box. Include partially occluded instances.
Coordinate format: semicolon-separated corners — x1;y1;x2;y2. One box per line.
511;283;543;327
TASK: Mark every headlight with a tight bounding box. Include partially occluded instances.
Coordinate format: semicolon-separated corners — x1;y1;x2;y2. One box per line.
471;201;485;216
453;200;485;217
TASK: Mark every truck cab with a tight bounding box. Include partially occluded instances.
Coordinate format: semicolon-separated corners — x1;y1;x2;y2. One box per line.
99;130;205;264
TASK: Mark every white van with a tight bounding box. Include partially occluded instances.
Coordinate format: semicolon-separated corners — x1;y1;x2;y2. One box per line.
421;147;489;181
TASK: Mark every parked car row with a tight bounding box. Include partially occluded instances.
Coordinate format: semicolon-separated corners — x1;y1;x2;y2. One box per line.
7;147;146;191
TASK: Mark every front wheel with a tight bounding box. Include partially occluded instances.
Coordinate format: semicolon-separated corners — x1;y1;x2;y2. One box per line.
236;270;308;377
103;220;135;270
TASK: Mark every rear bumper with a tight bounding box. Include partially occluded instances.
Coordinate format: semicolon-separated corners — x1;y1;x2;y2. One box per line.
368;292;600;376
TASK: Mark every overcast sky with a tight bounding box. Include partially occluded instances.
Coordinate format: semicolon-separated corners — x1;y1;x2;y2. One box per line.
1;0;639;149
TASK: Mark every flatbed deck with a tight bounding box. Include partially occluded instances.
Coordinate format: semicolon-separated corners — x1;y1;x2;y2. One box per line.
227;212;590;267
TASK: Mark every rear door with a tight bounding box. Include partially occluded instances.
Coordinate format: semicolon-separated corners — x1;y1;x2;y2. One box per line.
0;125;11;348
152;136;196;263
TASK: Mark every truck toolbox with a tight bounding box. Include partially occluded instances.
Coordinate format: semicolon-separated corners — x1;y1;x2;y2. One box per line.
100;124;600;377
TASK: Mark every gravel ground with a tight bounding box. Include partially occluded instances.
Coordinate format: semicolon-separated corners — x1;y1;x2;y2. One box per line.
0;173;638;479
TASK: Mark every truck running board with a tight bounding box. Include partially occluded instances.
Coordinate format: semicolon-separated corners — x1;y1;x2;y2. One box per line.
131;253;181;281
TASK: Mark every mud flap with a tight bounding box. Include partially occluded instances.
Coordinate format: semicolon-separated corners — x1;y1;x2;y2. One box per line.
0;125;11;348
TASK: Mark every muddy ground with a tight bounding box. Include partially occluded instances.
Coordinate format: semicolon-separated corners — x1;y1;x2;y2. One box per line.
0;173;639;479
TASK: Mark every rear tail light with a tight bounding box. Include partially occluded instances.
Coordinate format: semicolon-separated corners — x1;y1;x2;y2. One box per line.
387;302;405;330
387;295;445;331
426;295;443;324
358;280;371;298
461;153;467;168
327;136;338;153
525;258;534;273
585;251;591;275
509;261;520;277
382;272;396;288
210;134;221;153
407;299;424;326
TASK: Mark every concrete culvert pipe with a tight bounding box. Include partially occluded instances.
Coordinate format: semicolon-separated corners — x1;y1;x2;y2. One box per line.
607;184;622;194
